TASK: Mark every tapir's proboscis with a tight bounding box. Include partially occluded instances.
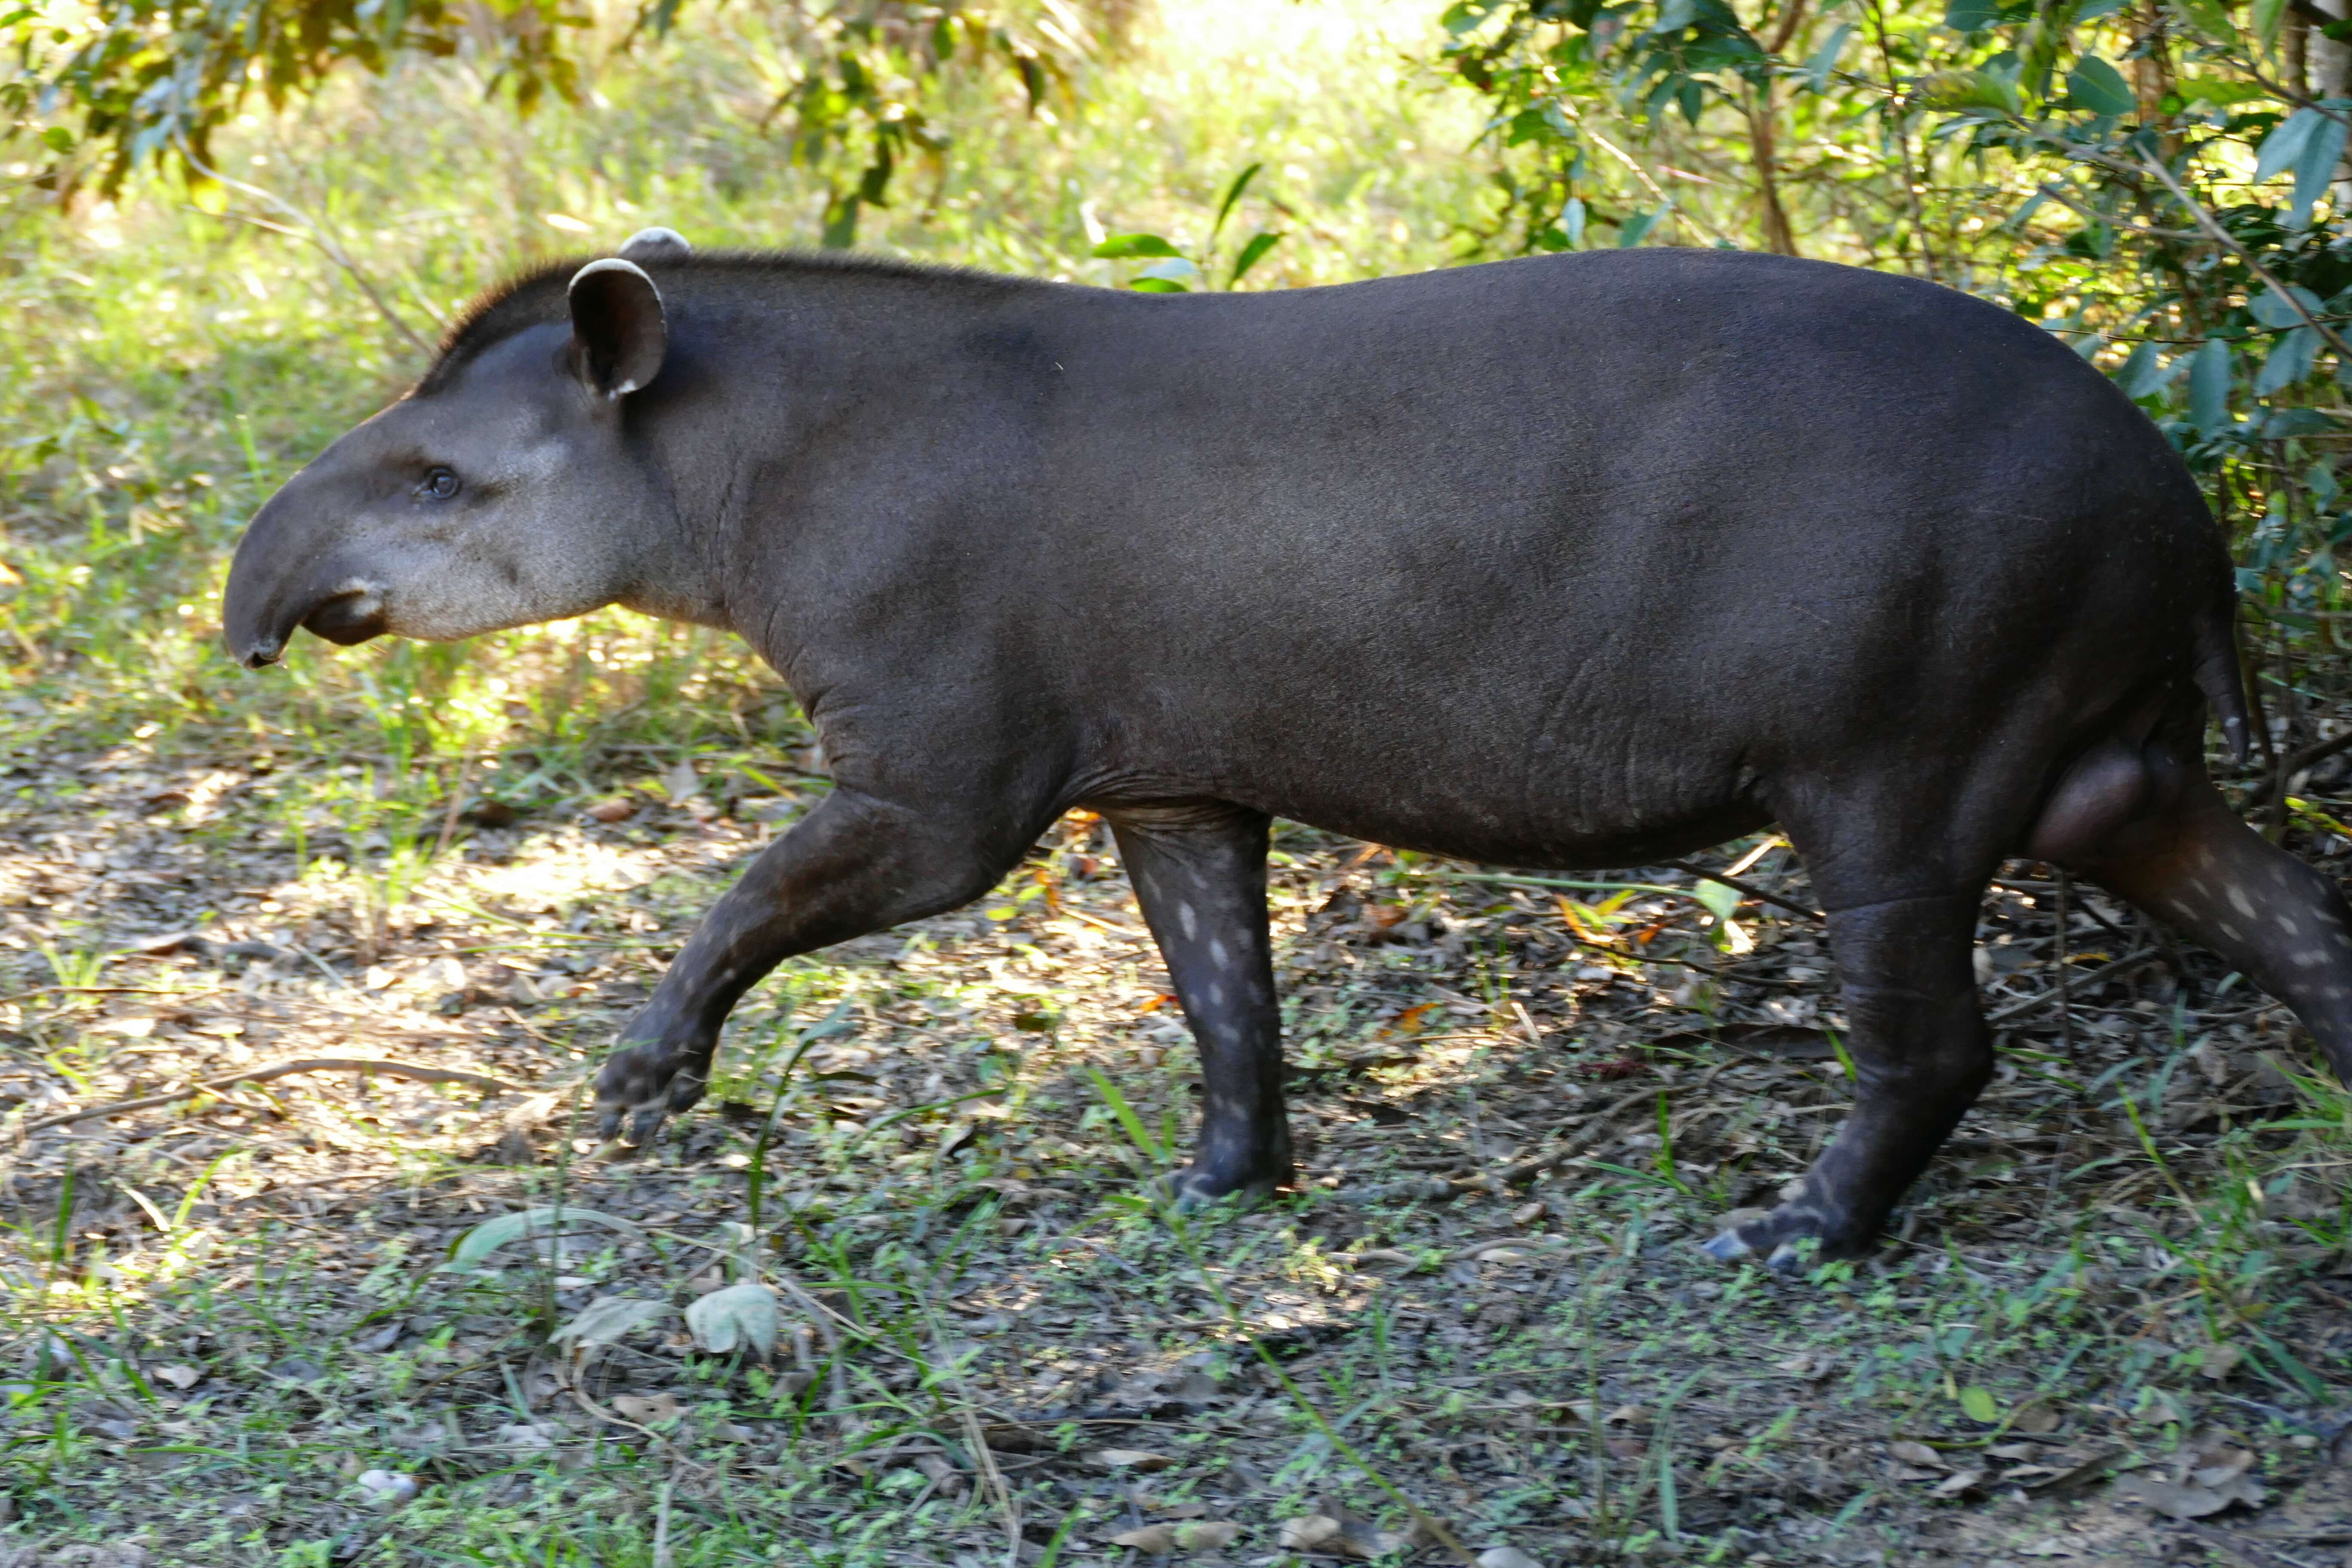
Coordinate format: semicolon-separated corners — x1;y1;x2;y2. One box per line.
222;230;2340;1267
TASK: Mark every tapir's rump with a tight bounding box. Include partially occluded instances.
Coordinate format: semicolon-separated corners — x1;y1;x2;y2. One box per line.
227;242;2330;1265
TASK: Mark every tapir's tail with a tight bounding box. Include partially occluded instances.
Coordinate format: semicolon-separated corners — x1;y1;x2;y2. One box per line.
2192;591;2255;765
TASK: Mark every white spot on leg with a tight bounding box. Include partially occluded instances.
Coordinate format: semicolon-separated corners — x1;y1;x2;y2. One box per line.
1210;938;1229;966
2221;921;2242;940
2278;913;2303;935
1207;983;1225;1006
2187;877;2211;897
1181;903;1198;940
2230;887;2257;919
2295;950;2331;968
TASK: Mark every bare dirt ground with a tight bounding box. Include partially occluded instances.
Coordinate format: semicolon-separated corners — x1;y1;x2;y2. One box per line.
2;729;2349;1566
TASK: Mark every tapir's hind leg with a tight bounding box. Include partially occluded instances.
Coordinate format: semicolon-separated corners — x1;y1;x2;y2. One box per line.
2066;767;2352;1081
1703;886;1992;1266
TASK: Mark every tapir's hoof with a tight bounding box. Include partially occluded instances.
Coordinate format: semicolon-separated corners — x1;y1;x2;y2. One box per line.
1162;1162;1284;1213
1700;1198;1871;1272
593;1039;710;1147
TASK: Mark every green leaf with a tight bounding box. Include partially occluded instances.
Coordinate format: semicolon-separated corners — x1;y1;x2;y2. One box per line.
1960;1385;1999;1423
2112;341;2173;399
2250;284;2322;329
1091;233;1182;259
2188;337;2234;433
2291;114;2349;226
1691;879;1742;924
2255;327;2320;395
2175;75;2267;105
1136;257;1198;283
551;1295;671;1347
446;1206;642;1270
2255;106;2324;182
1562;196;1588;247
1618;206;1664;247
2254;0;2290;49
1211;162;1262;246
40;126;72;154
1914;67;2021;115
2172;0;2236;43
685;1282;780;1357
1803;22;1853;90
1942;0;1998;32
2263;407;2337;437
1128;278;1189;293
1229;230;1284;287
2066;55;2135;116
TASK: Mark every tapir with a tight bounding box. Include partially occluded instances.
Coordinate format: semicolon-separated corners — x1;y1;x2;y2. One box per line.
221;227;2345;1265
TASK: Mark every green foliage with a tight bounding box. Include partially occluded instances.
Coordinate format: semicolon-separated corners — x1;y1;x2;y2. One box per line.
1443;0;2352;621
6;0;1094;244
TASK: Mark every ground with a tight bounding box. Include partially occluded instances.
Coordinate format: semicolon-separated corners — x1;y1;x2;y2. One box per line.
1;710;2349;1567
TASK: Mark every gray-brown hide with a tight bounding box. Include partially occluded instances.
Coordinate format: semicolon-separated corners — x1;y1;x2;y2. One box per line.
223;235;2344;1266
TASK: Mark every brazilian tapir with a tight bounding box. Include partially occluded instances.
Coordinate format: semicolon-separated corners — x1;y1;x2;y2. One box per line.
221;227;2345;1265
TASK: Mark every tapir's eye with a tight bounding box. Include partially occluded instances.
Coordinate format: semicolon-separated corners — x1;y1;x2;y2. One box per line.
419;467;460;501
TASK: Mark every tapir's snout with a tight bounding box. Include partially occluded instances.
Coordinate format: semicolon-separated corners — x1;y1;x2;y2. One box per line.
220;471;390;670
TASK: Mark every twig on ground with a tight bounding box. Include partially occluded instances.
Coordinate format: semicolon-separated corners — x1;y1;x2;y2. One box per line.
18;1057;531;1139
1984;948;2160;1028
1332;1087;1655;1204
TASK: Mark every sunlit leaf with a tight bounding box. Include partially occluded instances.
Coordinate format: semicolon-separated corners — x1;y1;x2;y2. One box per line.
1091;233;1182;259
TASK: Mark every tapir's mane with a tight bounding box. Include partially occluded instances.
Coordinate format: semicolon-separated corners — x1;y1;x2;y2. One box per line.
414;249;1046;396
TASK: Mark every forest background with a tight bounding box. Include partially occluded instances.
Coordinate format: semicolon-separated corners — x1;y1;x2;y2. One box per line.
5;0;2352;1564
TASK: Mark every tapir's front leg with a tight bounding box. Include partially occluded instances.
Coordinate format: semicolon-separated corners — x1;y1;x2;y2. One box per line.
596;789;1014;1145
1105;803;1291;1204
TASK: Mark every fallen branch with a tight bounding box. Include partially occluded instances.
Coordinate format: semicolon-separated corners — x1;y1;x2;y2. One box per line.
1984;948;2161;1029
1329;1087;1656;1204
18;1057;529;1139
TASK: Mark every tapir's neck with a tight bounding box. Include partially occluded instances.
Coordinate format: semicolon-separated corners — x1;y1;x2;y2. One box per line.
622;259;1076;671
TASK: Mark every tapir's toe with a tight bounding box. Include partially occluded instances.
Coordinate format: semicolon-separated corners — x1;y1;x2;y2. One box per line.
1164;1162;1281;1213
1701;1196;1871;1272
593;1039;708;1148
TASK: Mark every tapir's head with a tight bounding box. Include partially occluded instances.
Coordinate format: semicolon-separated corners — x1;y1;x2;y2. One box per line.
222;232;692;669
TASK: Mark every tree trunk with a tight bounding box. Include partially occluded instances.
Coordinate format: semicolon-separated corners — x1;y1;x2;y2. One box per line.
1746;87;1801;256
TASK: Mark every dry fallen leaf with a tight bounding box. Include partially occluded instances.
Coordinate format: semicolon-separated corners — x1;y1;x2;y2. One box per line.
609;1393;682;1425
586;799;634;823
1109;1521;1238;1554
1111;1525;1183;1554
1476;1549;1544;1568
1176;1522;1240;1550
1890;1440;1946;1469
1930;1469;1985;1498
2012;1400;2061;1434
1278;1515;1342;1551
1086;1447;1175;1471
2200;1342;2245;1380
151;1364;201;1390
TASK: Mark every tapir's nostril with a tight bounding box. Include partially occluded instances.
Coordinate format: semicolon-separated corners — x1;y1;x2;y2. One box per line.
241;643;284;671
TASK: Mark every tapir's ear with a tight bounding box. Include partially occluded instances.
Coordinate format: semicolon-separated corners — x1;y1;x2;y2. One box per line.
567;258;667;400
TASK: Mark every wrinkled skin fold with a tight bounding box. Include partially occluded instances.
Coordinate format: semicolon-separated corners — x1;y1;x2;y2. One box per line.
224;240;2335;1262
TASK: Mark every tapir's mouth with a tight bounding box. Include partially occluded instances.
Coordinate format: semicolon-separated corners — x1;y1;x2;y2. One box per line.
302;588;390;648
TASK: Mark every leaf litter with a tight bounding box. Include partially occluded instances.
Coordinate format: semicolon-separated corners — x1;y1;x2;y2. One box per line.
0;735;2348;1564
